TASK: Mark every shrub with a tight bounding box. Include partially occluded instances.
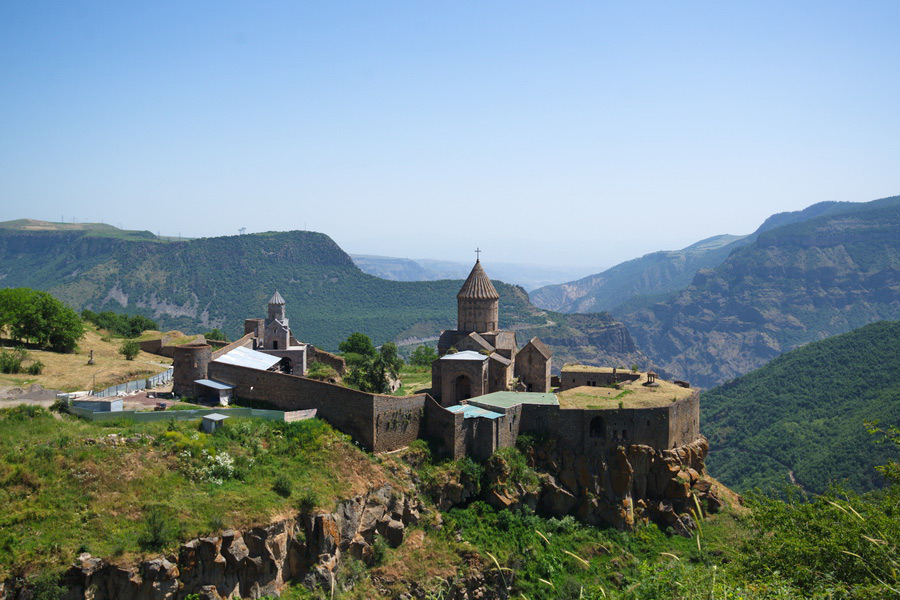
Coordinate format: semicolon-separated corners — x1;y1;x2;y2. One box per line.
26;360;44;375
81;310;157;338
295;488;319;514
0;347;26;373
306;360;338;381
29;573;65;600
119;340;140;360
138;505;179;551
273;473;293;497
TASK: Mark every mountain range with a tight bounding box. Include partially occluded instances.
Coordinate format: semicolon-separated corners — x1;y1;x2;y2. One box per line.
350;254;592;292
530;195;900;387
0;219;645;371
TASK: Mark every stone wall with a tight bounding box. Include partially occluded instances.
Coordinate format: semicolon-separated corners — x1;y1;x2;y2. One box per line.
438;358;488;405
559;370;641;390
307;346;347;376
668;390;700;449
424;397;465;459
207;362;377;450
514;344;551;392
207;362;430;453
373;394;427;452
516;390;700;457
173;344;212;398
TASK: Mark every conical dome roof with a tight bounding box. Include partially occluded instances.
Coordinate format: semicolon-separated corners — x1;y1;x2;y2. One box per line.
457;260;500;300
268;290;286;305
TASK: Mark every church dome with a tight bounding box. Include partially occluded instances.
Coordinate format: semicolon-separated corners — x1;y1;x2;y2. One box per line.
457;260;500;300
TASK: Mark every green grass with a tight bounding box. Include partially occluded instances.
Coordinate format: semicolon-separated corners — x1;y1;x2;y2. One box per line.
0;406;384;578
392;366;432;396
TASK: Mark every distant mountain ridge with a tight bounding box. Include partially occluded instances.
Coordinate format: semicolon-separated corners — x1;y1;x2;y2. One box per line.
0;225;646;370
351;254;593;292
702;320;900;494
615;196;900;388
530;234;750;313
530;196;900;315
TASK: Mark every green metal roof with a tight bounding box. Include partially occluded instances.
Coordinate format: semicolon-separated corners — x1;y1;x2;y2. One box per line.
469;391;559;410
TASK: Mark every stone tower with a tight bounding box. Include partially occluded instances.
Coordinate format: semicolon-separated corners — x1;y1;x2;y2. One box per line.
457;260;500;333
267;290;286;325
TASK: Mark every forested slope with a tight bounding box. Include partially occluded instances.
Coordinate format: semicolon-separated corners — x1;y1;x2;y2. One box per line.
702;321;900;494
0;226;643;367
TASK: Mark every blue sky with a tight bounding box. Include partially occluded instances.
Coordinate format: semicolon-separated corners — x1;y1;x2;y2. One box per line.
2;1;898;269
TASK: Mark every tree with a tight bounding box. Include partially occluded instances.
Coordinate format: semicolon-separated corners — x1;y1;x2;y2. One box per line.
346;342;404;393
205;328;228;342
119;340;140;360
0;288;84;352
409;345;438;367
339;332;377;357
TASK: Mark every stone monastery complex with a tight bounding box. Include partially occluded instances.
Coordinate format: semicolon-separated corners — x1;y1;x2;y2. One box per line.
170;259;708;528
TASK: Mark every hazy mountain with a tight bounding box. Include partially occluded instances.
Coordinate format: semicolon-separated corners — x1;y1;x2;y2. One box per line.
0;223;645;370
530;234;750;313
702;321;900;494
531;197;900;316
614;196;900;388
351;254;593;292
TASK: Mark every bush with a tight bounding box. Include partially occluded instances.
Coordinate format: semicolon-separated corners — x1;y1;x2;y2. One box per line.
26;360;44;375
29;573;65;600
81;310;157;338
295;488;319;514
138;505;179;551
306;360;338;381
119;340;140;360
273;473;293;497
0;347;25;373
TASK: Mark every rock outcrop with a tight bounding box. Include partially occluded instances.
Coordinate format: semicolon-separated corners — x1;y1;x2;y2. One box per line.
3;484;423;600
520;436;722;531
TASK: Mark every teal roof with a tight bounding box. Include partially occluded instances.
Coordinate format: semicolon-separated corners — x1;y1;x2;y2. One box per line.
445;404;503;420
469;391;559;410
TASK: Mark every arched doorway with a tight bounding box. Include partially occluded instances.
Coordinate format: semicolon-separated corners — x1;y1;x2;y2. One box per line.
589;416;605;438
454;375;472;403
277;357;293;375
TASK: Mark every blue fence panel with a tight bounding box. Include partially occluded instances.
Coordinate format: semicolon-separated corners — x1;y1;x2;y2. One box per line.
94;368;173;398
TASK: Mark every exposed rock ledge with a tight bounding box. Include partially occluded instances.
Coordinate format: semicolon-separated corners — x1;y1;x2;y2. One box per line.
2;485;426;600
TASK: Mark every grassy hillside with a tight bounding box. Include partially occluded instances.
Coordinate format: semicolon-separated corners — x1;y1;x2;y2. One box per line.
3;405;895;599
615;197;900;387
0;228;641;369
0;327;171;394
0;407;387;578
702;321;900;494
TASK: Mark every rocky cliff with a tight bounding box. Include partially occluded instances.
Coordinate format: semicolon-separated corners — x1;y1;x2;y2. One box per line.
613;200;900;388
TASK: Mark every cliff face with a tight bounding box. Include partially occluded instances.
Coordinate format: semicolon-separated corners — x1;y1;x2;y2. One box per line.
614;202;900;388
2;485;447;600
530;236;747;314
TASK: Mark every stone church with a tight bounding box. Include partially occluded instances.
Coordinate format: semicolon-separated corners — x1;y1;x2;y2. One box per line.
431;259;552;405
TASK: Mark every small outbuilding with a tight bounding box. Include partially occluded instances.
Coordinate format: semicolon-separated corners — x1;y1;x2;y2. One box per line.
201;413;230;433
194;379;234;406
